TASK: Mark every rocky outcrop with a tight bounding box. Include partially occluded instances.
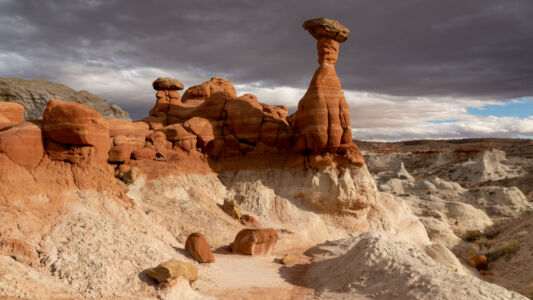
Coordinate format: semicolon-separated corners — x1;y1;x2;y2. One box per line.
230;228;278;256
185;233;215;263
0;121;43;168
43;99;111;163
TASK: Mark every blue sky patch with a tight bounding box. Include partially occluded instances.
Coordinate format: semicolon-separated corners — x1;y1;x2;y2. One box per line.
467;97;533;118
427;120;458;124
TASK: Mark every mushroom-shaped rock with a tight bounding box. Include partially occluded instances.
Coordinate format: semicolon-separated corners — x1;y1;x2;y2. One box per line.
185;232;215;263
295;17;353;153
0;121;43;168
152;77;184;91
302;17;350;43
230;228;278;256
0;102;24;124
145;260;198;284
43;99;111;162
181;77;236;103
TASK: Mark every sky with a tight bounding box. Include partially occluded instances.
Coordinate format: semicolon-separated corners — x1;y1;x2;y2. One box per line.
0;0;532;141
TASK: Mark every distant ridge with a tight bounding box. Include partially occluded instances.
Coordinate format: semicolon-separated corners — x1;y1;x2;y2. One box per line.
0;77;130;121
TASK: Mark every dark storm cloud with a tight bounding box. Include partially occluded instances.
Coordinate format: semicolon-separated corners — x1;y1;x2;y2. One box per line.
1;0;533;100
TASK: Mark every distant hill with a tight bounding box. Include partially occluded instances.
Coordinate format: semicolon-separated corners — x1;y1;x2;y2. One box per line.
0;77;130;120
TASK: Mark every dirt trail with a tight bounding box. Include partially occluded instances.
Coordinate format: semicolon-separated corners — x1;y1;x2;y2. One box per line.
195;253;313;299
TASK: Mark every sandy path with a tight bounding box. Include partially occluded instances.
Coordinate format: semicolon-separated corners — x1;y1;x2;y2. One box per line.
195;253;312;299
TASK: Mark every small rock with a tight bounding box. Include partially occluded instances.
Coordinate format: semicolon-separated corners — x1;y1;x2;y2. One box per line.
468;255;488;271
240;214;259;226
145;260;198;284
120;166;138;184
185;232;215;263
281;254;299;267
223;199;241;220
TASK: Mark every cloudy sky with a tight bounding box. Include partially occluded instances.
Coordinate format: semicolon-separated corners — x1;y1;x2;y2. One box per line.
1;0;532;141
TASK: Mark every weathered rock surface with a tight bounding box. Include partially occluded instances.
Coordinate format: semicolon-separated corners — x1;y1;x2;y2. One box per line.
0;121;43;168
231;228;278;256
145;260;198;284
0;77;130;120
295;18;352;153
0;102;24;124
181;77;236;103
43;99;111;162
185;233;215;263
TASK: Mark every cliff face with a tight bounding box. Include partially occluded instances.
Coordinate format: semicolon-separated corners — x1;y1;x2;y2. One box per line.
0;77;130;121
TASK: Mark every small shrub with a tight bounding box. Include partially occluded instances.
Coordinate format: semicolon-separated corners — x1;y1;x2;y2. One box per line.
463;230;482;242
486;240;520;262
475;237;495;250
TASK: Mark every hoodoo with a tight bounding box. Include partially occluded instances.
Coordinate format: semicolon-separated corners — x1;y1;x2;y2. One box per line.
296;18;353;153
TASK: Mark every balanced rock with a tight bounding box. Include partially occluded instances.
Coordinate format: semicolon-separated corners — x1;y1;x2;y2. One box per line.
0;121;43;168
302;17;350;43
152;77;184;91
181;77;236;103
295;17;352;152
185;232;215;263
43;99;111;162
230;228;278;256
145;260;198;284
0;102;24;123
223;199;241;220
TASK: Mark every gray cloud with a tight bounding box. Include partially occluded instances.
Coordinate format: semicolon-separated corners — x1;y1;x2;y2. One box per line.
1;0;532;135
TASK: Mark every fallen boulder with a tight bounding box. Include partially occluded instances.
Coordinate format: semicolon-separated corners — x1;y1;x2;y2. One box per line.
185;232;215;263
230;228;278;256
145;260;198;284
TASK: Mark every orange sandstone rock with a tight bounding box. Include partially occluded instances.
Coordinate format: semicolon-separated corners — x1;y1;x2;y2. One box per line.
152;77;184;91
468;255;488;271
181;77;236;103
240;214;259;226
225;94;264;144
295;18;352;153
0;121;43;168
185;232;215;263
0;102;24;123
43;99;111;162
108;119;149;138
230;228;278;256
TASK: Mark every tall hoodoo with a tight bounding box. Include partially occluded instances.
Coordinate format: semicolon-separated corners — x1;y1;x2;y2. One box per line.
295;17;352;153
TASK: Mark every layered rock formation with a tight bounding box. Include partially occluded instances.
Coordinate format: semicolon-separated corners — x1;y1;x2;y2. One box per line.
0;77;130;120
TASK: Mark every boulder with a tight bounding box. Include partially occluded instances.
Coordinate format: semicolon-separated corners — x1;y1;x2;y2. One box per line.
181;77;236;103
468;255;488;271
145;260;198;284
0;121;43;168
152;77;184;91
185;232;215;263
0;102;24;123
230;228;278;256
43;99;111;162
302;17;350;43
223;199;241;220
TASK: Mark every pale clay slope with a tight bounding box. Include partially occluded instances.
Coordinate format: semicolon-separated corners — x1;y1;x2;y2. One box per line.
1;163;527;299
304;232;525;300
